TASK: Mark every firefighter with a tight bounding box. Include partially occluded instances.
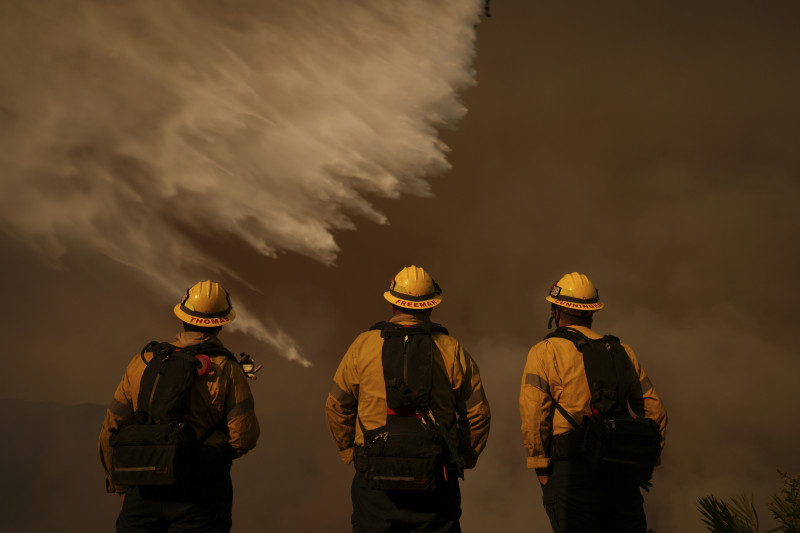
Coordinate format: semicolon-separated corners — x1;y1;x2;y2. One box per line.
519;272;667;533
326;265;491;533
98;280;260;533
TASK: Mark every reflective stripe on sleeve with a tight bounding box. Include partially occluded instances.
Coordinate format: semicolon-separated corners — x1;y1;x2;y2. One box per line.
226;396;255;421
640;376;653;392
465;388;486;410
329;382;357;409
108;398;133;420
524;373;550;395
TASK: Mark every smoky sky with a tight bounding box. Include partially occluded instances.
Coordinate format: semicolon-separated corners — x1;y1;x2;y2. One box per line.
0;0;482;365
2;1;800;532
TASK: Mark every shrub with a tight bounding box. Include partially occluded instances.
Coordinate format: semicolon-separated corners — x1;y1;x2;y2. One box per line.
697;471;800;533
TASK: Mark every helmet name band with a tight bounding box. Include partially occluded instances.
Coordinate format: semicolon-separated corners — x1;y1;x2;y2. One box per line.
179;302;232;319
388;289;440;302
553;294;600;304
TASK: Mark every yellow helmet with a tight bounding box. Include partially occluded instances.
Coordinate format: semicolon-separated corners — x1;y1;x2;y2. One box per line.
174;280;236;326
545;272;604;312
383;265;442;309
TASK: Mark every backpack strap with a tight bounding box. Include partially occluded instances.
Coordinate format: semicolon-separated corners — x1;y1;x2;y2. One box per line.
552;400;581;431
136;341;177;424
544;326;590;347
137;340;235;363
139;340;161;365
194;341;237;362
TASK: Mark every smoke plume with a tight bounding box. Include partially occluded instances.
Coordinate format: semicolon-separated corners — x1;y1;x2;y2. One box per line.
0;0;483;364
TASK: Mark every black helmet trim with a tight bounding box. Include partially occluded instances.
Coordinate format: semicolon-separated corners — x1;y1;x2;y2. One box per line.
387;289;440;302
552;292;600;305
178;302;232;319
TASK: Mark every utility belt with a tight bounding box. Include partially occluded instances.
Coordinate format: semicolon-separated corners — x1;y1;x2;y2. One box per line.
354;446;460;475
111;424;233;486
354;415;446;491
549;414;662;467
354;408;466;491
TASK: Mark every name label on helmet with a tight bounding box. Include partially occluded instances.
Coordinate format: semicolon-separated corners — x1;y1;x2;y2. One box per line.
565;302;600;310
394;299;437;308
187;316;231;325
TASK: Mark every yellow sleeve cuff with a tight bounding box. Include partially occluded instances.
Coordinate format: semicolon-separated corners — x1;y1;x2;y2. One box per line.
339;447;355;464
527;456;551;469
105;477;128;494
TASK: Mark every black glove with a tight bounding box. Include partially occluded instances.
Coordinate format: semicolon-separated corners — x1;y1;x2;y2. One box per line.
638;464;654;492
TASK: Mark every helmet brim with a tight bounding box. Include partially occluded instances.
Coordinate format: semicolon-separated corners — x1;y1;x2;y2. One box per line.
384;291;442;309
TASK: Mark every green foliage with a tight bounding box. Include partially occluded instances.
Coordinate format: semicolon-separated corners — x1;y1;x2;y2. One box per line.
768;471;800;533
698;494;762;533
698;471;800;533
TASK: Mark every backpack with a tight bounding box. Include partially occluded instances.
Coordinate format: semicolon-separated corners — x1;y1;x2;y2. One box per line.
109;341;235;486
546;327;662;469
354;321;465;490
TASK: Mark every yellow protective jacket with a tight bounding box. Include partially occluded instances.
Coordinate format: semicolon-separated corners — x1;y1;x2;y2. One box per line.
325;313;491;469
519;325;667;470
98;331;260;493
